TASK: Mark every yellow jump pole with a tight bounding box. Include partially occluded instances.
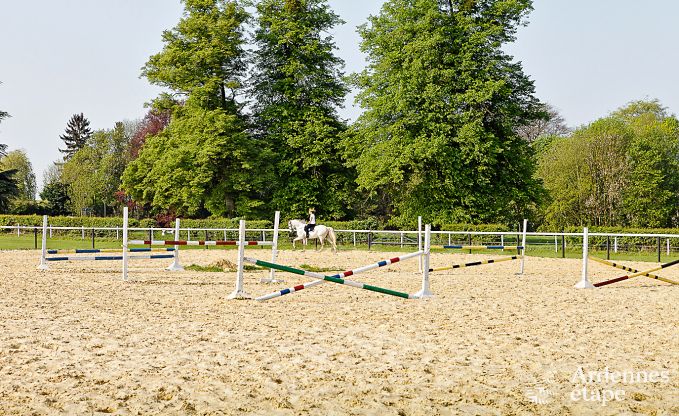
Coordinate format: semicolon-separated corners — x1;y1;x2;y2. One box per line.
593;258;679;287
429;255;519;272
589;256;678;285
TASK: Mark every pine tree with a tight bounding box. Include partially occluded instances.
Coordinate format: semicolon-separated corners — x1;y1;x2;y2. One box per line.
59;113;93;160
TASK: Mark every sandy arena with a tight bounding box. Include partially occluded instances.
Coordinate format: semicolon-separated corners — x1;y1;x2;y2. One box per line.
0;248;677;415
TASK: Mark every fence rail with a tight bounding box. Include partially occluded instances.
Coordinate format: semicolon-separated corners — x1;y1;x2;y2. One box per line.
3;223;679;259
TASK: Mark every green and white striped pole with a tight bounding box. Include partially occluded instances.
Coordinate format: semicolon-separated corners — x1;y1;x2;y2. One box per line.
246;258;415;300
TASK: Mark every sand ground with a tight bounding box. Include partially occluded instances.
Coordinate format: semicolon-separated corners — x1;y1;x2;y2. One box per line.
0;248;677;415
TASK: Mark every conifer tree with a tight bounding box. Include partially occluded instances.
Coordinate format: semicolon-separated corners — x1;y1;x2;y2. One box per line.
59;113;93;160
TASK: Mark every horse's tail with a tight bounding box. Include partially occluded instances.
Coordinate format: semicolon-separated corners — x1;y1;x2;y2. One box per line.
327;227;337;253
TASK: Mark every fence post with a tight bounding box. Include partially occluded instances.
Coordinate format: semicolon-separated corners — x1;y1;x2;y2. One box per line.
205;230;209;249
468;233;472;254
554;235;558;253
81;226;84;240
148;228;153;247
614;236;618;253
667;238;671;255
91;227;95;249
561;232;566;258
417;216;422;272
16;225;20;237
368;231;372;251
657;237;661;262
607;236;610;260
34;227;38;249
353;231;356;247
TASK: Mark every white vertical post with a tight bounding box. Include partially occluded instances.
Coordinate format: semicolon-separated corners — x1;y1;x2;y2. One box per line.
417;216;423;273
520;219;528;275
501;234;504;247
262;211;282;283
667;238;670;255
575;227;594;289
614;237;618;253
122;207;129;281
167;218;183;271
49;225;52;238
400;232;403;248
414;224;433;299
353;231;356;247
116;227;119;240
554;235;558;253
37;215;49;270
228;219;251;299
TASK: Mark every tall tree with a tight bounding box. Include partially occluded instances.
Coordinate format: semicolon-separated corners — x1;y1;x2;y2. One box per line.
347;0;543;226
251;0;353;218
59;113;93;160
40;163;71;216
537;100;679;228
123;0;260;217
62;123;132;216
0;95;20;212
0;149;36;200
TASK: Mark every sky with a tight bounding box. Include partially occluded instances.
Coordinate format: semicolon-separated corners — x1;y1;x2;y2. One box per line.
1;0;679;191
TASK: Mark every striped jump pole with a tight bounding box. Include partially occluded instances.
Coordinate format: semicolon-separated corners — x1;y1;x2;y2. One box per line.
330;250;424;279
248;258;414;300
47;254;175;262
37;215;49;270
413;224;433;298
167;218;183;271
429;255;520;272
443;245;524;250
255;250;425;300
592;258;679;287
46;248;175;254
128;240;271;246
575;227;594;289
588;256;679;285
228;219;252;299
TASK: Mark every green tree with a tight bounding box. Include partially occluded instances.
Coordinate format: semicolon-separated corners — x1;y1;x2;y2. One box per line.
616;101;679;227
59;113;93;160
0;98;20;213
251;0;353;218
124;0;259;217
62;123;132;216
346;0;543;226
40;163;71;216
0;149;36;200
536;100;679;228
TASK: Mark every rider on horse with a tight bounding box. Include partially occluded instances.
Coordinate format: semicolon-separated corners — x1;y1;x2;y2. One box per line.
304;207;315;239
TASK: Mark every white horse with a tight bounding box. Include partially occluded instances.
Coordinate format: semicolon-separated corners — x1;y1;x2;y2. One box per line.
288;219;337;253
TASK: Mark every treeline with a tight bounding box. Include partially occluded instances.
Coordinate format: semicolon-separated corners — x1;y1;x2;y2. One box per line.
1;0;678;231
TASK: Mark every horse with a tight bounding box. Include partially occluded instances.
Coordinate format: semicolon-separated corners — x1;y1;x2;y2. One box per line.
288;219;337;253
